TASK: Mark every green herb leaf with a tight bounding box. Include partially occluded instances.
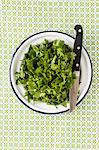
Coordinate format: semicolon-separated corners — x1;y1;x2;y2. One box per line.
15;39;76;107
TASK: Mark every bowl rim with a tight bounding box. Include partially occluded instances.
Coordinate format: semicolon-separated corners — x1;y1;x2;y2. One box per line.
9;31;93;114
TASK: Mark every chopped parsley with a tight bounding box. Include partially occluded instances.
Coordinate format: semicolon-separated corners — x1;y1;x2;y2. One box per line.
15;39;76;107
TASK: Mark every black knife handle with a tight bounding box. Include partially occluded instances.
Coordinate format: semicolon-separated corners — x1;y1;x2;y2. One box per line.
73;25;83;71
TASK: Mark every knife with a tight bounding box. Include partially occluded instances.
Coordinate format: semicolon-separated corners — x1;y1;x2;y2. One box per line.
69;25;83;112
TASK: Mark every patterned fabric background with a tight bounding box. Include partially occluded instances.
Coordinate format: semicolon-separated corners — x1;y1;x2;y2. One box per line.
0;0;99;149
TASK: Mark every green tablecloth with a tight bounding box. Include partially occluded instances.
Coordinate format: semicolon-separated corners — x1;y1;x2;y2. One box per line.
0;0;99;149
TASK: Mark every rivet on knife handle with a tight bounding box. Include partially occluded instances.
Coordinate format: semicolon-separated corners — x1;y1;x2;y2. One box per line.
69;25;83;112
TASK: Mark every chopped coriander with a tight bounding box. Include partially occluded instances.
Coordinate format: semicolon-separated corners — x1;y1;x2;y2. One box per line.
15;39;76;107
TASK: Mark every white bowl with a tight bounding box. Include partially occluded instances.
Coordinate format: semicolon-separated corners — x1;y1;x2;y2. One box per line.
10;31;93;114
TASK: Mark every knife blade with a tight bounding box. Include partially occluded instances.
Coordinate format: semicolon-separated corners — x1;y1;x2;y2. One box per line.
69;25;83;112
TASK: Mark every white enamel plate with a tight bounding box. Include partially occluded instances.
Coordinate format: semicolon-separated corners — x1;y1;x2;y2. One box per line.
10;31;93;114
